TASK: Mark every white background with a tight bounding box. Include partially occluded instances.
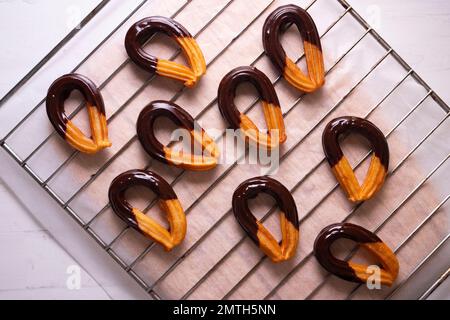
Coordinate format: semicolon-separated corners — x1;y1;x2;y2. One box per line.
0;0;449;299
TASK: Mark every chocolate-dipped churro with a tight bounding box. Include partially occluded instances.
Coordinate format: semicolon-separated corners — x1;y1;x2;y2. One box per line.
125;16;206;88
137;100;219;171
108;170;186;251
263;4;325;93
314;223;399;286
232;176;299;263
46;74;111;154
322;116;389;202
218;66;286;149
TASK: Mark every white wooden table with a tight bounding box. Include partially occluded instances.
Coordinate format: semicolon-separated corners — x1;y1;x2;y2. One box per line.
0;0;448;299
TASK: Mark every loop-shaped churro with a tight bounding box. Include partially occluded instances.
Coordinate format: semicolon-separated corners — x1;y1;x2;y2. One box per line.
314;223;399;286
263;4;325;93
46;74;112;154
108;170;186;251
322;116;389;202
125;16;206;88
232;176;299;263
137;100;219;171
218;66;286;149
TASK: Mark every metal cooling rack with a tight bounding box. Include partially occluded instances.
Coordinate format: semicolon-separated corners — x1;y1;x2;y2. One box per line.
0;0;449;300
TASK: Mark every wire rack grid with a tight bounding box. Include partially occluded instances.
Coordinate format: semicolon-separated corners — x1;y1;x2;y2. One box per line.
0;0;449;300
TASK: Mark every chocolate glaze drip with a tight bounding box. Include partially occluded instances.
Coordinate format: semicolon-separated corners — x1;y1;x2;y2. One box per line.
263;4;322;72
46;74;105;138
108;169;177;229
137;100;196;165
125;16;192;73
232;176;299;246
313;222;381;283
322;116;389;169
218;66;281;129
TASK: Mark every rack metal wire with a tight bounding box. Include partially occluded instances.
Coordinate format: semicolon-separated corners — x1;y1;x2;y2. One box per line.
0;0;448;300
0;0;152;143
419;264;450;300
0;0;112;106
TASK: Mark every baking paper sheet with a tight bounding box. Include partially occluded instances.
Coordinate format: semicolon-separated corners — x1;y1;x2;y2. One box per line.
5;0;449;299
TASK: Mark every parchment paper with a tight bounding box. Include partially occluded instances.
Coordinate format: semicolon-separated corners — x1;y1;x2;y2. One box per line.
6;0;449;299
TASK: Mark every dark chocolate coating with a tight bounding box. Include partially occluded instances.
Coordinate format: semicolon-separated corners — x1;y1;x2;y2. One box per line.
125;16;192;73
314;222;381;283
263;4;322;72
217;66;281;130
322;116;389;169
46;74;105;139
108;169;177;229
137;100;196;165
232;176;299;246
